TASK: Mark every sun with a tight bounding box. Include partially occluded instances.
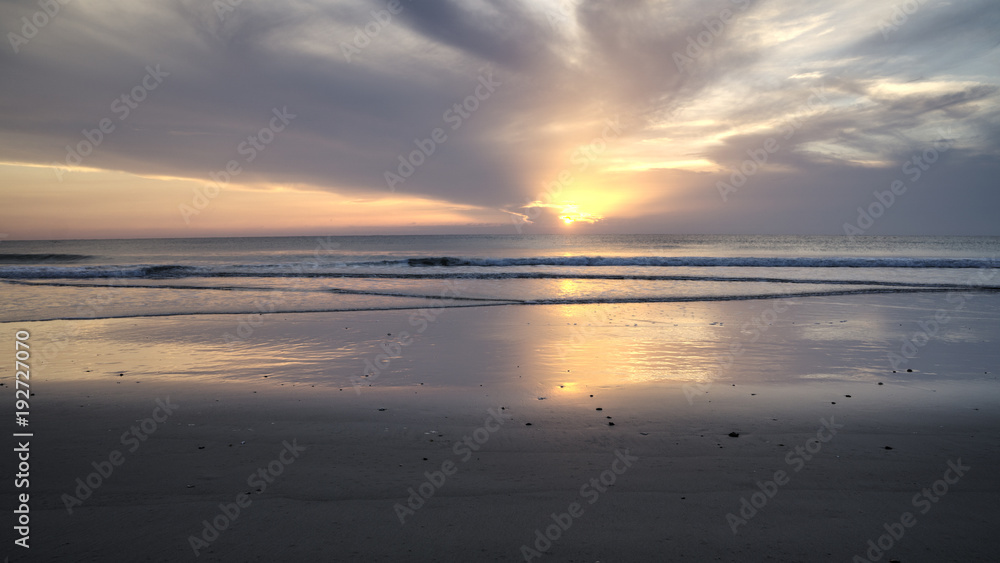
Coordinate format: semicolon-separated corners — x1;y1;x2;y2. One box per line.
561;216;575;225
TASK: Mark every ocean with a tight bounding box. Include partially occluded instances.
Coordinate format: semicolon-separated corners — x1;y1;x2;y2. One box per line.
2;234;999;324
7;235;1000;563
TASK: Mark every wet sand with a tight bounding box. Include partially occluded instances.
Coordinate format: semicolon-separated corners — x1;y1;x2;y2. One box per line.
6;294;1000;561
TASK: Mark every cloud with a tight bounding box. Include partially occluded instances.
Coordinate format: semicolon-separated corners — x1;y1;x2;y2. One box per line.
0;0;998;236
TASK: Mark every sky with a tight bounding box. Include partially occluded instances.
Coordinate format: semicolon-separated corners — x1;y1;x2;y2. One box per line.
1;0;998;240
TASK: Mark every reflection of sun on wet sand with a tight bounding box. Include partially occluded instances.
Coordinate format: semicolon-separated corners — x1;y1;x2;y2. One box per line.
25;292;1000;561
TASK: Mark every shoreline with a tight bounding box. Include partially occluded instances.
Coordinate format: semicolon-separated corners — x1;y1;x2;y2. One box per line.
5;293;999;561
19;378;1000;561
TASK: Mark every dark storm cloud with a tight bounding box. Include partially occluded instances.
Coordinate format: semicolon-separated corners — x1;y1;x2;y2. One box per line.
393;0;553;68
